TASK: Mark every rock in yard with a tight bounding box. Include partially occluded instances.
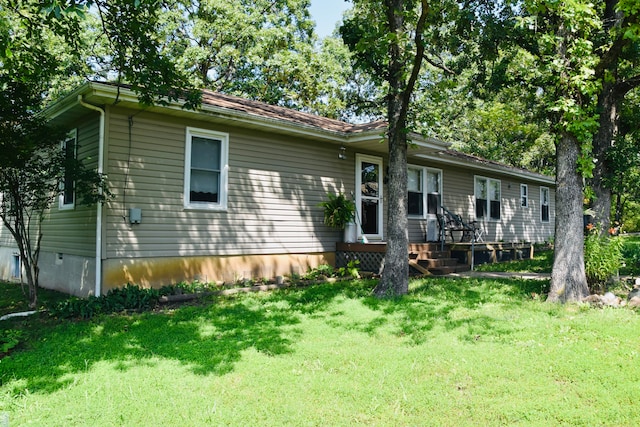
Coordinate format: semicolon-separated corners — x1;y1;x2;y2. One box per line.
628;296;640;308
601;292;621;307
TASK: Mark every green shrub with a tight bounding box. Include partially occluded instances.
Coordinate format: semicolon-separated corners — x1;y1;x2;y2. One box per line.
621;239;640;275
336;260;361;278
1;329;23;354
49;284;160;319
159;281;218;295
584;231;624;293
303;264;336;280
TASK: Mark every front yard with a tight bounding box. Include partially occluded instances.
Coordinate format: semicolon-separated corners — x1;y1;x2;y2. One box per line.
1;273;639;426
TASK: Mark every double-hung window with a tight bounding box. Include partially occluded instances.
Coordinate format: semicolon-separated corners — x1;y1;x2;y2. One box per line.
407;167;424;216
520;184;528;208
184;127;229;210
475;176;501;220
407;166;442;217
59;129;77;210
540;187;550;222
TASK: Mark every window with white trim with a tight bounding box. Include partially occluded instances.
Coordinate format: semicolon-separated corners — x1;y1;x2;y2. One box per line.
407;167;424;216
475;176;501;220
12;254;21;278
407;166;442;217
541;187;550;222
520;184;528;207
59;129;77;209
184;127;229;210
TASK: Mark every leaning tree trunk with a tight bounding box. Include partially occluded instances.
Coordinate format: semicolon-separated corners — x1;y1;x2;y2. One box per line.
548;132;590;303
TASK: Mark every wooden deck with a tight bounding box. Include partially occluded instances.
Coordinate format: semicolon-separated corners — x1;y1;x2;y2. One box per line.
335;241;535;275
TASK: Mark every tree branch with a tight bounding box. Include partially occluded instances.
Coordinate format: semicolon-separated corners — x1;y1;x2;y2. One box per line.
401;0;429;117
423;52;456;75
616;73;640;96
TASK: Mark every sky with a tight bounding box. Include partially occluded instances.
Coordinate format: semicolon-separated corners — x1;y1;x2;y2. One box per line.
309;0;352;39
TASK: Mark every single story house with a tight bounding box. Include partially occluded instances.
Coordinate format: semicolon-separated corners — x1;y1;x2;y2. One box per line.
0;82;555;296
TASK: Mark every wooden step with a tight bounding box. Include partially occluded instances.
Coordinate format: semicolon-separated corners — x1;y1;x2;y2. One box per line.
417;258;459;268
408;243;470;276
412;250;452;260
428;265;471;276
409;243;443;252
408;260;432;276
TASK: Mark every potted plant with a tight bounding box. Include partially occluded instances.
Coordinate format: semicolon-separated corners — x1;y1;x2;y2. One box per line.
319;192;357;242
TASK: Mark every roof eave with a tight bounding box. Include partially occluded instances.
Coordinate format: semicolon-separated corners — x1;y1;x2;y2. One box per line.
414;152;555;185
47;82;385;144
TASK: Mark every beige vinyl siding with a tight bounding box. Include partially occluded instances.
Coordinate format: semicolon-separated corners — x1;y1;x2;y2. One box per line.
406;160;555;243
37;116;99;256
104;109;353;259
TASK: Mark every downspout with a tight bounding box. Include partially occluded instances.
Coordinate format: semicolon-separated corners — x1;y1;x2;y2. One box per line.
78;96;105;296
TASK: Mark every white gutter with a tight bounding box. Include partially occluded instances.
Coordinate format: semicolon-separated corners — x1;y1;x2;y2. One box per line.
77;96;105;297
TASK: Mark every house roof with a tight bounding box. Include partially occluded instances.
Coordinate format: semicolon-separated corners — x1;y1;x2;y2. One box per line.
200;90;386;134
46;81;554;185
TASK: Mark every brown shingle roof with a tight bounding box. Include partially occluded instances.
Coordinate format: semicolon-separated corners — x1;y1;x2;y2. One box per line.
200;90;386;134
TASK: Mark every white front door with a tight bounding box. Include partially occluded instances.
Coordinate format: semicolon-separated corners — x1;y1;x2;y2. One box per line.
356;154;383;240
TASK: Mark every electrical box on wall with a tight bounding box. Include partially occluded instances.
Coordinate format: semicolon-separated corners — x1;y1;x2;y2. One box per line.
129;208;142;224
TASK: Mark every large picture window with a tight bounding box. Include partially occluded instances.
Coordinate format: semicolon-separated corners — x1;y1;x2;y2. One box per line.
407;166;442;217
59;129;77;210
541;187;550;222
475;176;500;220
184;127;229;210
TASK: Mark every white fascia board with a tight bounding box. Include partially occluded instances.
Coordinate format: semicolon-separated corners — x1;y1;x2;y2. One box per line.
60;83;354;144
414;153;555;185
42;82;95;119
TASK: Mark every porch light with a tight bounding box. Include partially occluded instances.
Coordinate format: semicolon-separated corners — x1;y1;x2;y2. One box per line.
338;145;346;160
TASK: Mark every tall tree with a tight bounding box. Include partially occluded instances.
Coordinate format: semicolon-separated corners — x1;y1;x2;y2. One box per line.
138;0;353;117
515;1;603;302
341;0;429;296
607;90;640;227
341;0;507;296
589;0;640;231
1;2;104;307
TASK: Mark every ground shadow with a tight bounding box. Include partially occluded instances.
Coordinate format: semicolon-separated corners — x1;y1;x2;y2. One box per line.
1;276;548;395
1;296;302;394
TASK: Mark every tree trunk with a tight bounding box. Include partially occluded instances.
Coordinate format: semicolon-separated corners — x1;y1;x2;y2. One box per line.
548;133;590;303
374;0;409;297
591;81;619;232
614;191;624;224
375;115;409;297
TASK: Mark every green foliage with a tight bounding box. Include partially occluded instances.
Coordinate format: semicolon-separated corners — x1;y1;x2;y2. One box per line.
584;229;625;293
302;261;361;280
318;192;355;230
49;284;160;319
336;259;361;278
0;329;23;354
7;277;640;425
159;281;219;295
474;250;553;274
303;264;336;280
621;236;640;276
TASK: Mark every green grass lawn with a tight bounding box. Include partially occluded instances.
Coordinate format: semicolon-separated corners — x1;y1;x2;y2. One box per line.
474;250;554;274
2;277;640;426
